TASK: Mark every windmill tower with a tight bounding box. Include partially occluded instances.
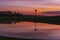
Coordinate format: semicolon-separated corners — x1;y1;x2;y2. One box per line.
34;9;37;31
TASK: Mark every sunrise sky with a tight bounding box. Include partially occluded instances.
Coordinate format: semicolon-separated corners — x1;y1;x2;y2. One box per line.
1;0;60;38
0;0;60;15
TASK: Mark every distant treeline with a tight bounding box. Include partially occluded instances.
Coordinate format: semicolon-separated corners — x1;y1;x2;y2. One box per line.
0;11;60;25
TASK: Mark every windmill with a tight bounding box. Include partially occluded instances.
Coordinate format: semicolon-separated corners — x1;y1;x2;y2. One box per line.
34;9;37;31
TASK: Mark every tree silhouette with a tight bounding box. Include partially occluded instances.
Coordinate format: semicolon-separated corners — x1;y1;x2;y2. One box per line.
0;11;60;25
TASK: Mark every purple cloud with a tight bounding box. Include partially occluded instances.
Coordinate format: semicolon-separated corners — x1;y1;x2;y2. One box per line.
0;0;60;7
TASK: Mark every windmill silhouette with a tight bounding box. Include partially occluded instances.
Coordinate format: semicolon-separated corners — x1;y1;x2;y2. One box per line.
34;9;37;31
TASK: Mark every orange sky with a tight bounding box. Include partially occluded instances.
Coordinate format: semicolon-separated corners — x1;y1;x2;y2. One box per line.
0;0;60;15
0;6;60;15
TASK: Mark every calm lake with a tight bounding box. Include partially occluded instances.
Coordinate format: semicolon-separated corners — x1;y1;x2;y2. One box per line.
0;21;60;39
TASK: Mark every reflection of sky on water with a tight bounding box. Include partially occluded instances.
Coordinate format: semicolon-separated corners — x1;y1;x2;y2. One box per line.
0;22;60;39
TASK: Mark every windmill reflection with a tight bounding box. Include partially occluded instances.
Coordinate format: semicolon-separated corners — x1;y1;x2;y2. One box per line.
34;9;38;31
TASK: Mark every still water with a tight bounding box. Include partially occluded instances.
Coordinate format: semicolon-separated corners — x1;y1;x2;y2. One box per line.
0;21;60;39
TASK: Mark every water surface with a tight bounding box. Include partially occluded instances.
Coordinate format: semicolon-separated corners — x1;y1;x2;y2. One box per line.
0;21;60;39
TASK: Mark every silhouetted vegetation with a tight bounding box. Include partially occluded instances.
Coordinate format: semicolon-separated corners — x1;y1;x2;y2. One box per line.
0;36;46;40
0;11;60;25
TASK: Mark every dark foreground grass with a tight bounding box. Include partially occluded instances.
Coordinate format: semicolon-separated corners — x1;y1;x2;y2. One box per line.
0;36;52;40
0;36;33;40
